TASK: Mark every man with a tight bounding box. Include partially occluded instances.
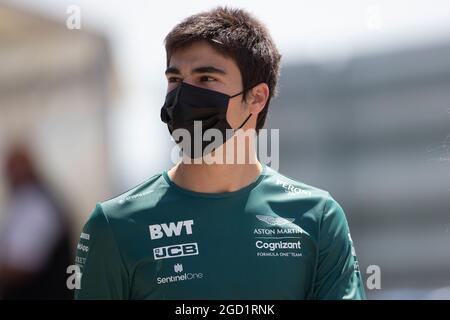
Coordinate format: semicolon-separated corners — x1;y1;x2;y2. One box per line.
74;6;366;300
0;146;73;300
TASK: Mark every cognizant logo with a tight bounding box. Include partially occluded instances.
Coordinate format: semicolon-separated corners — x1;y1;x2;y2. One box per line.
255;240;301;251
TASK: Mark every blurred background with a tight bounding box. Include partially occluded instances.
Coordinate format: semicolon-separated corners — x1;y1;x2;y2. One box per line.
0;0;449;299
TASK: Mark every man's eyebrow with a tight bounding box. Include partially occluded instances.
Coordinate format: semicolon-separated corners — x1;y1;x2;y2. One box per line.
165;67;181;75
165;65;227;76
192;66;226;75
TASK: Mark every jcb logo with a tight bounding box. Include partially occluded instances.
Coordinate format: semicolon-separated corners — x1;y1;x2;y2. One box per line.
153;242;199;260
149;219;194;240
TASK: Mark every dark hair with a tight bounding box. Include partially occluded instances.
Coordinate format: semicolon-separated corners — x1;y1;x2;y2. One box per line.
164;6;281;131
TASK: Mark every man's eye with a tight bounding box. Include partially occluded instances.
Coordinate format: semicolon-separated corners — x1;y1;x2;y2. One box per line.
200;76;216;82
168;77;181;83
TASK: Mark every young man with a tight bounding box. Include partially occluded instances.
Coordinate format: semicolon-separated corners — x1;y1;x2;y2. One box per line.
74;7;366;300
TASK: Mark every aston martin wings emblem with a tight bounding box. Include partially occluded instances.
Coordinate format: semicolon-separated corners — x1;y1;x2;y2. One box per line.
256;215;295;226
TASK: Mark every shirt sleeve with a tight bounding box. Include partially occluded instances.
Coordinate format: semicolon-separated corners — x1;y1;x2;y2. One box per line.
313;194;367;300
74;204;130;300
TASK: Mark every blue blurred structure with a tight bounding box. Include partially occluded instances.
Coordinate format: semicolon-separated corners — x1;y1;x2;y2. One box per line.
270;40;450;299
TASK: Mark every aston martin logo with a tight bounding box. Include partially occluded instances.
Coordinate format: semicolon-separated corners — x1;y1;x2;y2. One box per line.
256;215;295;226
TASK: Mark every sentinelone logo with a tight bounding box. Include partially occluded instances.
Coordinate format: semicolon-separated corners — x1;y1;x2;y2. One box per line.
157;263;204;285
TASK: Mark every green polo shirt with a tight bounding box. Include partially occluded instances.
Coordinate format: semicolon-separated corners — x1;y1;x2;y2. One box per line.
74;165;366;300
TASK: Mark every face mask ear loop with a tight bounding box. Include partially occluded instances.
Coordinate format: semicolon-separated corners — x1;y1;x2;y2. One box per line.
234;113;253;131
230;86;253;131
229;90;244;99
230;81;263;99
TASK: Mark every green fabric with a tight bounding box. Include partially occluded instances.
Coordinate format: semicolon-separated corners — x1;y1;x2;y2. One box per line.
74;165;366;300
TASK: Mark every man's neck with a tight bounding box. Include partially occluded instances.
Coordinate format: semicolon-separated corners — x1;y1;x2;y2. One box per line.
167;161;263;194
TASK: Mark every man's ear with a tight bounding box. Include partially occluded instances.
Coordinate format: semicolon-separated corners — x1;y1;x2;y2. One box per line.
248;83;270;115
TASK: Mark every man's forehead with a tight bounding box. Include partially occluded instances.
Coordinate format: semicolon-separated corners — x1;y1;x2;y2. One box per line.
169;55;227;72
168;42;235;72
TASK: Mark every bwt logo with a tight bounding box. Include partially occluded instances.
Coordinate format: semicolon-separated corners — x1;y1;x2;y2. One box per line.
153;242;199;260
149;219;194;240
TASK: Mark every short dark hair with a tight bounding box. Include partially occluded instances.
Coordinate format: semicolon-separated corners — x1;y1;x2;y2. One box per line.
164;6;281;131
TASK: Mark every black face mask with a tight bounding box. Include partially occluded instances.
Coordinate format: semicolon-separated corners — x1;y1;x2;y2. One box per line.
160;81;253;159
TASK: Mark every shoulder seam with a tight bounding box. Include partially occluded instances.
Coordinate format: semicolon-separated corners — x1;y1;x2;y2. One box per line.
269;168;330;194
102;173;163;204
96;203;131;298
310;192;331;299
